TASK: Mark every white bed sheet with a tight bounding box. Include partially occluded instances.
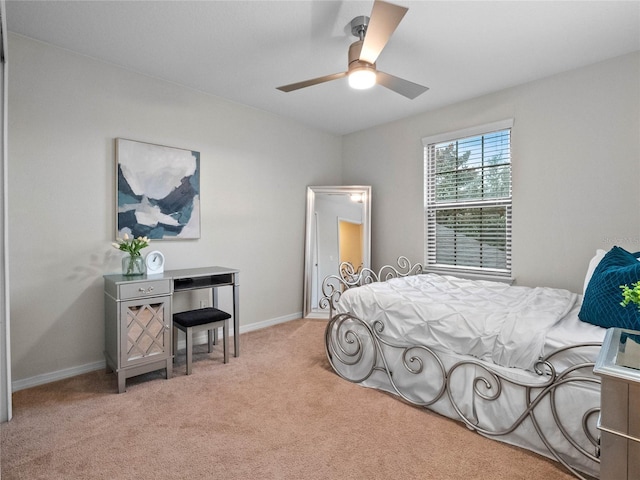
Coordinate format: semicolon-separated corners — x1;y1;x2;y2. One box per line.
336;274;594;371
545;296;606;354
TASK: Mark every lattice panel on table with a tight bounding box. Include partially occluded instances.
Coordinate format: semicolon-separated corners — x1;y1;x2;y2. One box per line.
126;303;166;362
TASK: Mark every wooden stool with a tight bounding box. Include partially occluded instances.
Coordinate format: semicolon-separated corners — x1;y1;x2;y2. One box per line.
173;307;230;375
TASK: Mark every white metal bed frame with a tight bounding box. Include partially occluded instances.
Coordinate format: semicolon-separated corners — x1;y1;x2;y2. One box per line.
322;257;602;479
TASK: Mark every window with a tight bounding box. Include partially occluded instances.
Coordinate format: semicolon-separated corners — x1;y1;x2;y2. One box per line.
423;120;513;279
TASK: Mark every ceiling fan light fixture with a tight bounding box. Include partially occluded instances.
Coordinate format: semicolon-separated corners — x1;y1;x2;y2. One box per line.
348;66;376;90
276;1;428;99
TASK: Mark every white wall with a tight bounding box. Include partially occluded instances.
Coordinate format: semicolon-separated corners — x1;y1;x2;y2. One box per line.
7;34;342;385
342;52;640;293
7;32;640;387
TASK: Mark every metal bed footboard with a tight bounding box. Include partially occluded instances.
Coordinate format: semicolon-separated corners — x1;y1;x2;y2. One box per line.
322;258;602;480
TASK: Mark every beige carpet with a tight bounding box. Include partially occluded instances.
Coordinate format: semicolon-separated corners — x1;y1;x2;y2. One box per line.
1;319;575;479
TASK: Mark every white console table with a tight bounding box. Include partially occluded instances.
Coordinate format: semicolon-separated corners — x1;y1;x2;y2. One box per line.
104;266;240;392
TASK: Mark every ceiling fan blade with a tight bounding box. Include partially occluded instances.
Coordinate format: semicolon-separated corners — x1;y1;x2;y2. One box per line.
277;72;347;92
376;71;429;99
359;0;408;65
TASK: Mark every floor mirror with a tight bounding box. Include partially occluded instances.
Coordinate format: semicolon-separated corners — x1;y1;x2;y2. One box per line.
303;186;371;319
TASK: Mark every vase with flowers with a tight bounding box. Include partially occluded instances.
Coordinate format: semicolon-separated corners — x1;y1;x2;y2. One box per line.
112;233;150;276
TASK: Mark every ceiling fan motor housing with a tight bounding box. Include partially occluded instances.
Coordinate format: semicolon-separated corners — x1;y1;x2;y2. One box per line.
348;40;376;72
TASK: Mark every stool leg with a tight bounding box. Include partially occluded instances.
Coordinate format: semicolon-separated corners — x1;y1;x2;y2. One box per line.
207;329;214;353
186;326;193;375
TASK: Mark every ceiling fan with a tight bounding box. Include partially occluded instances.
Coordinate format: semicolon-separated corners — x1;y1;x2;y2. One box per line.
276;0;428;100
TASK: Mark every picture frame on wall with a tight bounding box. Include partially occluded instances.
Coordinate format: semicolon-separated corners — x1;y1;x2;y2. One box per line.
115;138;201;240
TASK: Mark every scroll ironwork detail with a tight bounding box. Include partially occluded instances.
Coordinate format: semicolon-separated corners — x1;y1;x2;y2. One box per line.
320;256;423;315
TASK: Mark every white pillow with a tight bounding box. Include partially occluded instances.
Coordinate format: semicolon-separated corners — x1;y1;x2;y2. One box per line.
583;249;607;295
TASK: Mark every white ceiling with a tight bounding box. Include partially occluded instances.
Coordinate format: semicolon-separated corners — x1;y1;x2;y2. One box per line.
5;1;640;135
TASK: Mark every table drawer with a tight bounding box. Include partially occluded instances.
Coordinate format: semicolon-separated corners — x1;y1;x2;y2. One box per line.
119;279;171;300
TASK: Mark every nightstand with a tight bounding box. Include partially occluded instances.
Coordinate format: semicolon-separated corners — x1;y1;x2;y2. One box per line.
593;327;640;479
103;275;173;393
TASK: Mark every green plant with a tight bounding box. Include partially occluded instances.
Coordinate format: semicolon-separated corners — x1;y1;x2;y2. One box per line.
620;281;640;309
112;233;150;256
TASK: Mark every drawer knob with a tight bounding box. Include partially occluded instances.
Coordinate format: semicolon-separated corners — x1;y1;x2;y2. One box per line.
138;286;154;294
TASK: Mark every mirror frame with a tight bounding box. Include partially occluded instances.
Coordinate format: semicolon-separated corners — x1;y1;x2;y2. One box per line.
303;185;371;319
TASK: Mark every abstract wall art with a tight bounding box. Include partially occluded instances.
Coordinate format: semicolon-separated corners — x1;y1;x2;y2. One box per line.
116;138;200;240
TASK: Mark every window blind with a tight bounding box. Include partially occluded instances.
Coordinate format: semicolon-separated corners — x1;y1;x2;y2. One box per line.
424;125;512;276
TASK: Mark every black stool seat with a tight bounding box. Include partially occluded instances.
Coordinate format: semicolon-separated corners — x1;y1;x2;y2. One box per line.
172;307;230;375
173;307;231;328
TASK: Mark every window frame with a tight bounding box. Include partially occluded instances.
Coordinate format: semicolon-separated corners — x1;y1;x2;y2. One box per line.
422;119;514;281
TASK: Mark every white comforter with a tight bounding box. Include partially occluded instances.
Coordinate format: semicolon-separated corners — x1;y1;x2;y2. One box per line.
336;273;578;371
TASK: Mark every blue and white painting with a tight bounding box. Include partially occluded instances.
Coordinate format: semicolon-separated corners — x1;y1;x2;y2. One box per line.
116;138;200;239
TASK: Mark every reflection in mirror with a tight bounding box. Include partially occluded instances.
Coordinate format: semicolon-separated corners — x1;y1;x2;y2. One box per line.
303;186;371;319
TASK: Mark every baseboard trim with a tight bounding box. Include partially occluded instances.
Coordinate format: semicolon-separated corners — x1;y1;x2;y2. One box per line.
11;360;106;392
11;312;302;392
235;311;301;334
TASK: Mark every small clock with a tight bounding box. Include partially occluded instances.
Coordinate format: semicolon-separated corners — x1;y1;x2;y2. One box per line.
145;250;165;275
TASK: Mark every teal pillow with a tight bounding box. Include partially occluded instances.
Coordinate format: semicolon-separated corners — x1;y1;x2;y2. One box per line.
579;246;640;329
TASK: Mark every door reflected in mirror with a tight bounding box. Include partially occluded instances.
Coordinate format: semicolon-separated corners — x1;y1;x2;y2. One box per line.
303;186;371;319
339;219;363;269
